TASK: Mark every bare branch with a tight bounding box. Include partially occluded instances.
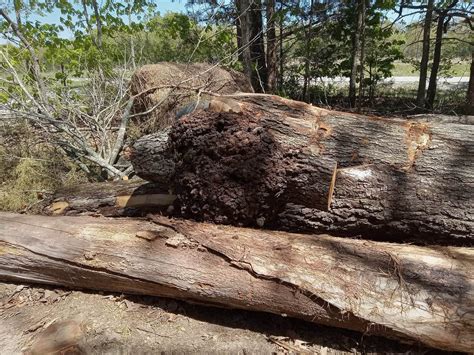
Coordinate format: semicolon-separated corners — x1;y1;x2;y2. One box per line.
108;98;134;165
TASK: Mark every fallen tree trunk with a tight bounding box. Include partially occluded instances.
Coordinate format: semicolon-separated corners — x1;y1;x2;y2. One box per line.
131;94;474;245
0;212;472;352
42;179;175;216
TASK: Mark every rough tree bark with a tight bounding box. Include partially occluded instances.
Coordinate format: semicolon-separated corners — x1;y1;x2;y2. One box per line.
416;0;434;107
0;212;472;352
131;94;474;245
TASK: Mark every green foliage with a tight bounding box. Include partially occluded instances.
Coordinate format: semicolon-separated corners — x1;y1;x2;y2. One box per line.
283;0;404;100
135;13;236;64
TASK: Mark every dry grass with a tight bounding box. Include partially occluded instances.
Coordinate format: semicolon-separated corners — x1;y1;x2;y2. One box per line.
0;121;88;212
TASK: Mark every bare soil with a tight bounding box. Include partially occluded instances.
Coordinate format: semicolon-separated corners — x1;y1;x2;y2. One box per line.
0;283;453;354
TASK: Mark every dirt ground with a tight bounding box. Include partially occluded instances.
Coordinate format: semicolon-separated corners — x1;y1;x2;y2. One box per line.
0;282;453;354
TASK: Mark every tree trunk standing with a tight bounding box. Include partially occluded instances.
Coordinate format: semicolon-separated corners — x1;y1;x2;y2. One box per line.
426;0;459;109
356;0;367;112
467;50;474;114
236;0;254;87
91;0;103;49
1;212;473;353
302;0;314;103
235;0;244;63
278;3;284;91
425;14;445;109
131;94;474;245
128;8;136;70
416;0;434;107
251;0;267;91
265;0;278;93
235;0;267;92
349;0;363;107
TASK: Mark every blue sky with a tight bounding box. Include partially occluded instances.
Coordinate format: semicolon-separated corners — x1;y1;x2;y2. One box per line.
1;1;420;44
31;0;188;29
0;1;188;43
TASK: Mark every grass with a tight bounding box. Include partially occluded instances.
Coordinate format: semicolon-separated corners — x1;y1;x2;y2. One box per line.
392;61;470;77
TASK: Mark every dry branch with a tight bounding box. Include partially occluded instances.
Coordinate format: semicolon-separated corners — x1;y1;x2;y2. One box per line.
0;212;472;352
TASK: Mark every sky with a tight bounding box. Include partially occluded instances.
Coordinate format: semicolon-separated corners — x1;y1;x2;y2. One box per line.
0;0;189;43
1;0;421;44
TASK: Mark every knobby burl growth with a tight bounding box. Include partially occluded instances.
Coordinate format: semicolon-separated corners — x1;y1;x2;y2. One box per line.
170;110;294;226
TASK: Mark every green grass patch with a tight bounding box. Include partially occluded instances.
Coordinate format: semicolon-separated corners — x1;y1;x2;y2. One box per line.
392;61;470;77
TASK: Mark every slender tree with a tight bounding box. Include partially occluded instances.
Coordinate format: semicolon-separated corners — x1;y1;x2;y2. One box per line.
278;1;285;91
91;0;103;48
466;50;474;114
356;0;367;111
426;0;459;109
302;0;315;102
349;0;364;107
236;0;267;92
266;0;278;93
416;0;435;107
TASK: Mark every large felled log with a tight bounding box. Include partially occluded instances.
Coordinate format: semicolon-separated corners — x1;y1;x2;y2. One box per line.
0;212;472;352
131;94;474;245
42;179;175;216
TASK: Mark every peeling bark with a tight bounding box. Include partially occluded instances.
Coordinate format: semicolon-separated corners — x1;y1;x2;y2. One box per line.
0;212;472;352
131;94;474;245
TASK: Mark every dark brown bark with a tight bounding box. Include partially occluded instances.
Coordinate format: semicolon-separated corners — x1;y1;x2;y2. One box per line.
236;0;267;92
266;0;278;93
131;93;474;245
0;212;473;352
278;2;284;91
235;0;244;63
42;179;174;217
467;50;474;114
426;13;445;109
416;0;434;107
426;1;459;109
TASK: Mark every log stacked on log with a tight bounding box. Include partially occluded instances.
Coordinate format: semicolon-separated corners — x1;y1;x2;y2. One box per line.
3;91;472;352
0;212;473;352
131;94;474;245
